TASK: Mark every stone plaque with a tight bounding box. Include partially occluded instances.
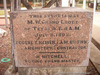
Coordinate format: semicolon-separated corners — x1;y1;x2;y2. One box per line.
10;7;93;67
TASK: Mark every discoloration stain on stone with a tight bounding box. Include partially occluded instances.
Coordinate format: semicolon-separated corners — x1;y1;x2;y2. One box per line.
10;13;18;19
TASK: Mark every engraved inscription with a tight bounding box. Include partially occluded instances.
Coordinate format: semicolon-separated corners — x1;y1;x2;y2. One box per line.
11;9;92;67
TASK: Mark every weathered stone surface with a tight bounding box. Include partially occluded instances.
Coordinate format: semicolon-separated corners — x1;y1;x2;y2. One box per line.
18;67;87;75
10;7;93;67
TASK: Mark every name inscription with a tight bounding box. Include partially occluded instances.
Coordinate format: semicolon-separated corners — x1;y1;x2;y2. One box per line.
11;11;92;67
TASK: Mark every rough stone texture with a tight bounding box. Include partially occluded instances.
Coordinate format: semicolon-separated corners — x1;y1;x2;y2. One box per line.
10;7;93;67
18;67;87;75
4;56;100;75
